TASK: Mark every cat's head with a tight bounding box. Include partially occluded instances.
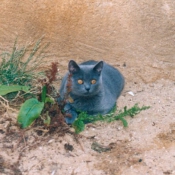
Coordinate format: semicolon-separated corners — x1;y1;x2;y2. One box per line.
68;60;103;97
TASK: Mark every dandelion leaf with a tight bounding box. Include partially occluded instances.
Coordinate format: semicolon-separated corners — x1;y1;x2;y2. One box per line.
17;98;44;128
0;85;30;96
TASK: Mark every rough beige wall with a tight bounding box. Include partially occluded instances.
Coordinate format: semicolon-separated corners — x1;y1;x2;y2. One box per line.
0;0;175;82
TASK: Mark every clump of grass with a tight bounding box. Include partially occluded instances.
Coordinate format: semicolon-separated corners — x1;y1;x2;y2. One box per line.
0;38;48;86
73;104;150;134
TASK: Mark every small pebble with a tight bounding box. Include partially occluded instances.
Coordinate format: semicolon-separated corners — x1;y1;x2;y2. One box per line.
128;91;135;96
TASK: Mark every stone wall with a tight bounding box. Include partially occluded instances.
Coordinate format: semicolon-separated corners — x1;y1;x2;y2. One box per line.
0;0;175;82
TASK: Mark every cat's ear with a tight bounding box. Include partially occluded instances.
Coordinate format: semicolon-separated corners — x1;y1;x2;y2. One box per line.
68;60;80;74
93;61;103;74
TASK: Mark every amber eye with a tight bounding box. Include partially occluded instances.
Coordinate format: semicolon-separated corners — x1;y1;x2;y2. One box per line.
78;79;84;84
91;79;96;84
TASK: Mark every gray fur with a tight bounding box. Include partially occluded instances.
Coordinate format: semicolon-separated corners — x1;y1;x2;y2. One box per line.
59;60;124;122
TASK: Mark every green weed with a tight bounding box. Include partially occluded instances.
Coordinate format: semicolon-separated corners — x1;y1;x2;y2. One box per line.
0;38;48;86
73;104;150;134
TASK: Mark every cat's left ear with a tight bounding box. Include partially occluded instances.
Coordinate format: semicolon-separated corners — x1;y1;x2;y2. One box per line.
93;61;103;74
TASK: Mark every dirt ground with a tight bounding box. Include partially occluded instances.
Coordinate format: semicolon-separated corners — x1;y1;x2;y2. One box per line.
0;58;175;175
1;1;175;174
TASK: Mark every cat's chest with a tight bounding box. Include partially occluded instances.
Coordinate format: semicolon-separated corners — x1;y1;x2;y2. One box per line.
70;95;102;112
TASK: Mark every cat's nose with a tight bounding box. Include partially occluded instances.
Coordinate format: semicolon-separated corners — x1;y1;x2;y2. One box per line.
85;87;90;92
85;85;90;92
84;83;90;92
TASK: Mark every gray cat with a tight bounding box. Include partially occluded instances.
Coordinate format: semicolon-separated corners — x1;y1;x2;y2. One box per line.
59;60;124;124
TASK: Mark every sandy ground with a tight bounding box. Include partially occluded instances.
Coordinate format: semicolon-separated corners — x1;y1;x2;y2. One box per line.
0;60;175;175
1;1;175;174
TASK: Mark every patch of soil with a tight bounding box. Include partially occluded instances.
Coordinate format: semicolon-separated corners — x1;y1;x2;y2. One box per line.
156;123;175;149
0;59;175;175
95;140;144;175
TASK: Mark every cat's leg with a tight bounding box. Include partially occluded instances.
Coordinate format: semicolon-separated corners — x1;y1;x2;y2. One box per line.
64;103;78;124
57;97;78;124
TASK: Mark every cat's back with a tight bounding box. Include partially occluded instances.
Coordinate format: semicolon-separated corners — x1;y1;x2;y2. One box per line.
102;62;124;98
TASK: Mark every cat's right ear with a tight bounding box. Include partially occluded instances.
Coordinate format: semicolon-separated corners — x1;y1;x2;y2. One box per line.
68;60;80;74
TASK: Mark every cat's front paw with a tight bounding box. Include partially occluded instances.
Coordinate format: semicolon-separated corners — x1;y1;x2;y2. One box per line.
64;104;78;124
